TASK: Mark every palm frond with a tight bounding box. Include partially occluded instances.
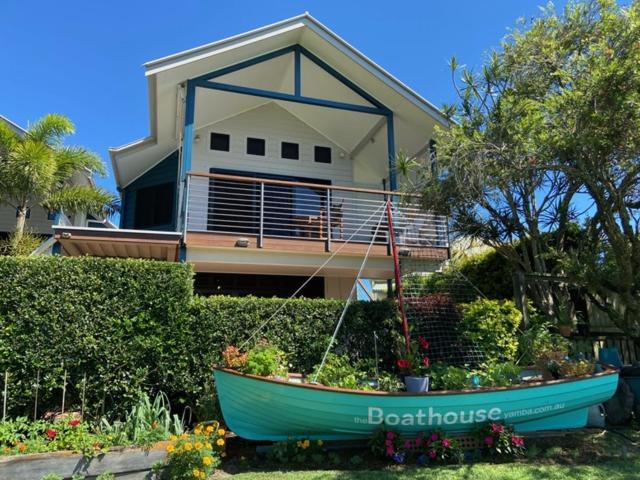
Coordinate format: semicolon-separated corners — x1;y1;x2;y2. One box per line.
0;140;57;202
54;146;107;180
43;185;119;218
26;114;74;146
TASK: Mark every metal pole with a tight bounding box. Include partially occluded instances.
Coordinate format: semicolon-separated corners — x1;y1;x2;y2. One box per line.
258;182;264;248
34;370;40;421
385;200;411;353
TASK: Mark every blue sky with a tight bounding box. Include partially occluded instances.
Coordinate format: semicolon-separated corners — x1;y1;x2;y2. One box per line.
1;0;567;194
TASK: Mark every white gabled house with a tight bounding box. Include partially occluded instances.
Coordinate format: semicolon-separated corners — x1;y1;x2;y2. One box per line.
53;14;450;298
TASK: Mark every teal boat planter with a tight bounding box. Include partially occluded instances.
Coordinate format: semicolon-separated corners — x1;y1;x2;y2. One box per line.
214;367;618;441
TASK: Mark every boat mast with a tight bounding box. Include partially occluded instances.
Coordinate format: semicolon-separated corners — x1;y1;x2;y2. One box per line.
385;200;411;352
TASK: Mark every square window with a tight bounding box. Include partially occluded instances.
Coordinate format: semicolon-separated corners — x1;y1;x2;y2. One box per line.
314;146;331;164
281;142;299;160
210;133;230;151
134;183;174;229
246;137;265;156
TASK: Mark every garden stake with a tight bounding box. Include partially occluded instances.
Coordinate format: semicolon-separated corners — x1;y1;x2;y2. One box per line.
33;369;40;421
81;372;87;418
2;370;8;421
61;368;67;415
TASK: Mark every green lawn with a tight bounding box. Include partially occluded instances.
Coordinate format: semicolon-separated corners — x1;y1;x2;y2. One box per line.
220;429;640;479
226;459;640;479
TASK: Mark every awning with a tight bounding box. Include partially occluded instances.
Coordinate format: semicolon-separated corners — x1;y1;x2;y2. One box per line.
53;226;182;261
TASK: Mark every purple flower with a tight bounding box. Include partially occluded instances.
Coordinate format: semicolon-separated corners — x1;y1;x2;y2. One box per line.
484;436;494;446
430;432;439;442
392;452;406;464
386;431;395;440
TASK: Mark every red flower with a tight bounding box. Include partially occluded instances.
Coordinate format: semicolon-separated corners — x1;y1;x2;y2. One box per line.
442;438;451;448
490;423;504;433
69;419;80;427
422;357;430;368
418;336;430;349
396;359;411;370
511;435;524;446
484;436;494;446
46;429;57;439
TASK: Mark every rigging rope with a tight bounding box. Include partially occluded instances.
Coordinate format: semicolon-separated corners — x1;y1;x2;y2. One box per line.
311;205;387;383
239;201;388;349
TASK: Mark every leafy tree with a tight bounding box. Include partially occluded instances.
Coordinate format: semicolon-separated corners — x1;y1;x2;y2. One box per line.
416;1;640;343
0;114;117;246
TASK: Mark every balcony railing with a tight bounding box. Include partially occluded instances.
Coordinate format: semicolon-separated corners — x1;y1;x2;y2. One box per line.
184;172;449;250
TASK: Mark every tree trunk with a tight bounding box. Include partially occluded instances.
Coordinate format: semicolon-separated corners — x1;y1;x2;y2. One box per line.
13;206;27;248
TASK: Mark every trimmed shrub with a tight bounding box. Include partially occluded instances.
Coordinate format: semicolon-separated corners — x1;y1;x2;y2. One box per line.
0;256;399;420
0;256;193;418
459;298;522;362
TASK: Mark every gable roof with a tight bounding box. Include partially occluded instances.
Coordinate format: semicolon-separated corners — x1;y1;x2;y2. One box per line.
110;13;449;188
0;115;27;137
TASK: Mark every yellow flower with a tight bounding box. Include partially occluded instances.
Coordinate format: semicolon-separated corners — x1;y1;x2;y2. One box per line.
301;439;310;449
296;441;302;448
216;438;225;446
206;425;214;433
195;441;203;450
192;468;201;478
202;456;213;466
205;442;212;449
180;433;189;440
184;442;193;451
195;426;203;434
317;439;323;446
217;428;226;436
170;435;178;442
166;444;175;453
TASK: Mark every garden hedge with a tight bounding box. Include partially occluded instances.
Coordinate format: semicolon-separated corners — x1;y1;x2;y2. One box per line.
0;256;399;420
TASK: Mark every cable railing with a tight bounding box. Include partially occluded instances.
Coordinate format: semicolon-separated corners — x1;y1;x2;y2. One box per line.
185;172;449;250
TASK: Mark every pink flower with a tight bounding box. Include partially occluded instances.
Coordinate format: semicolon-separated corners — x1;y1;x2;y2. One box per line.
430;432;439;442
491;423;504;433
404;440;412;449
415;434;423;447
442;438;451;448
428;449;437;459
422;357;430;368
511;435;524;446
484;436;494;446
418;336;430;349
385;439;392;447
386;431;395;440
386;446;394;456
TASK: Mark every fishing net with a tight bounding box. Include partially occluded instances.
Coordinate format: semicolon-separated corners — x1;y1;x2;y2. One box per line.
399;249;487;367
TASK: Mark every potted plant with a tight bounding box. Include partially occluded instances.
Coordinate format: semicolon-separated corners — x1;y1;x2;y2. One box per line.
397;337;431;393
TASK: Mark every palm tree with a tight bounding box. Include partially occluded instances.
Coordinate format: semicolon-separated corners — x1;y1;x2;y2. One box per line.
0;114;117;245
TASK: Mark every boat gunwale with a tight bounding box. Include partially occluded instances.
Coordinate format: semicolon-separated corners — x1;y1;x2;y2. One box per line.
213;365;618;397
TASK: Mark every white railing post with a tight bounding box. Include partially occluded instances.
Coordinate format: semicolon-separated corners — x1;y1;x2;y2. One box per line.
183;175;191;240
258;181;264;248
325;189;332;252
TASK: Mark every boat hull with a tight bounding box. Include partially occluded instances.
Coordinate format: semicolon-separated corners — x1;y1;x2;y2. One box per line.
213;368;618;441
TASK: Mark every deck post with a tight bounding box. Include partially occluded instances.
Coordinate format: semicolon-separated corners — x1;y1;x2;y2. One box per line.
325;189;331;252
386;113;397;191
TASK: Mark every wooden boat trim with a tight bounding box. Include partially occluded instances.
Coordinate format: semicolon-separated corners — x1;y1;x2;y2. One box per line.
213;366;618;397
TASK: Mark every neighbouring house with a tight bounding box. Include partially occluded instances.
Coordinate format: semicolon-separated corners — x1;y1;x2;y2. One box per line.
52;14;450;298
0;115;115;243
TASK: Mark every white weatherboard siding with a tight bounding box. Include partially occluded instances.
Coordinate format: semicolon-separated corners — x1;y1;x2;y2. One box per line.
0;205;54;236
189;102;357;231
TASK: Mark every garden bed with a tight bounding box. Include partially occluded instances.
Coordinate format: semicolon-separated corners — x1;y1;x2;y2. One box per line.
0;441;169;480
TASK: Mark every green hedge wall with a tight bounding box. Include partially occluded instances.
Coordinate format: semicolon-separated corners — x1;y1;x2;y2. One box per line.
0;256;399;420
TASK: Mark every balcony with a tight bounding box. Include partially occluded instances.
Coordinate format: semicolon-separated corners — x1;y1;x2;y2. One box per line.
184;172;449;260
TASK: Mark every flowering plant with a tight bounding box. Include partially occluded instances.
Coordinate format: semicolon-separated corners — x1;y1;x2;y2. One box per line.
474;422;525;457
165;421;226;479
370;428;462;465
222;345;247;369
268;437;326;464
396;337;431;377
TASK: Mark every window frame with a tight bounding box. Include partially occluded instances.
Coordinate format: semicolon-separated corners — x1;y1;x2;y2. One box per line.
280;141;300;160
314;145;332;164
133;182;175;229
210;132;231;152
246;136;266;156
